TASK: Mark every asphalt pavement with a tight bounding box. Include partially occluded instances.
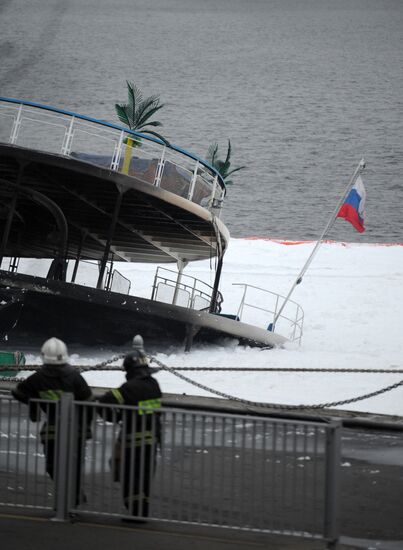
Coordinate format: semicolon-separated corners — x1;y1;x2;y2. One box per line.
0;511;363;550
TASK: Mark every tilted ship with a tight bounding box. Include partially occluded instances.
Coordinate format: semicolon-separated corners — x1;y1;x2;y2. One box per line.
0;97;303;351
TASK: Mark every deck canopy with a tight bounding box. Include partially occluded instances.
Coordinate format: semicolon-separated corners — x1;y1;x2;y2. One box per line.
0;145;229;264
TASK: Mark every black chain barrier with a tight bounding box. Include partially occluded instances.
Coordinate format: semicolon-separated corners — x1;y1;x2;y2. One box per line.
1;364;403;373
149;357;403;410
1;356;403;410
0;353;126;383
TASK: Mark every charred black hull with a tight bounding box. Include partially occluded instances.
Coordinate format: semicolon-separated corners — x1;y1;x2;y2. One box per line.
0;271;286;350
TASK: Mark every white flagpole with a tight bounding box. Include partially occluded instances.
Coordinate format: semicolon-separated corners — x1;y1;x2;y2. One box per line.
272;158;365;327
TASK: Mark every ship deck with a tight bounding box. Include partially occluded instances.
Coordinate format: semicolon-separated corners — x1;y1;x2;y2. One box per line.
0;98;297;350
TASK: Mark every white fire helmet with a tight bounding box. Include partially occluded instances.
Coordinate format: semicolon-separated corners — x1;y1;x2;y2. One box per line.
41;337;69;365
132;334;145;352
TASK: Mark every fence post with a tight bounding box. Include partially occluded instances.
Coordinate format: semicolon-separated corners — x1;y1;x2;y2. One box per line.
53;393;74;521
324;419;342;549
111;130;125;171
9;103;23;144
188;160;199;201
61;115;75;155
154;146;166;187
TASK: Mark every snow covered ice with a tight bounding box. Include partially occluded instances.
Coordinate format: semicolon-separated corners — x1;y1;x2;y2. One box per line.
22;239;403;417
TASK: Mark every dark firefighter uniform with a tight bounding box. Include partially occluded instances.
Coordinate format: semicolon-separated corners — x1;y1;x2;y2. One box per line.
98;349;162;518
11;338;92;505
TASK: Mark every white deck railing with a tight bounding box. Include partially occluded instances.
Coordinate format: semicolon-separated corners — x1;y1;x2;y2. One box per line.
233;283;304;344
151;266;218;310
1;259;217;312
0;97;226;214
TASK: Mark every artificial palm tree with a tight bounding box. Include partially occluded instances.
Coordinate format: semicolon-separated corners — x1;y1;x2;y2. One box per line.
206;140;245;185
115;81;169;145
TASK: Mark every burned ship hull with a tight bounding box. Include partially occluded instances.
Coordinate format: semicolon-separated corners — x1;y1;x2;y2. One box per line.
0;271;287;349
0;97;296;351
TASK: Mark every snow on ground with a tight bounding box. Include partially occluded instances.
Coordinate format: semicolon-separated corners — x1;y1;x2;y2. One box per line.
22;239;403;417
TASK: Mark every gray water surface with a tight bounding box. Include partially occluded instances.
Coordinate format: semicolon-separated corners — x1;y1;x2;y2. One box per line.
1;0;402;242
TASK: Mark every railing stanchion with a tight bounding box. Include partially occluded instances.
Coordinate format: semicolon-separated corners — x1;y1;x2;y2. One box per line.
236;284;248;320
151;267;160;301
190;277;197;308
53;393;74;521
172;260;187;306
10;103;23;144
61;115;75;156
324;420;341;548
111;130;125;170
209;175;218;210
188;160;199;201
154;146;166;187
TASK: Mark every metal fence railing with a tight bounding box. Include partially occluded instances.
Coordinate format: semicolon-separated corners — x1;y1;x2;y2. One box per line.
233;283;304;344
108;269;131;295
0;97;226;215
0;394;341;547
0;397;59;511
151;267;223;311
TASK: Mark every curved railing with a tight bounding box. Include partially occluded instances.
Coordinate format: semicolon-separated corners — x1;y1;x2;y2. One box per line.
151;266;223;312
0;97;226;214
233;283;304;344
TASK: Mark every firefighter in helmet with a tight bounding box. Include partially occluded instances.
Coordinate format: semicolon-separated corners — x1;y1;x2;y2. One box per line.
11;337;92;505
97;334;162;519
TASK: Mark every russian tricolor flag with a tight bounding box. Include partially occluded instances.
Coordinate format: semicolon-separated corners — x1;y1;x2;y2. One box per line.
337;175;366;233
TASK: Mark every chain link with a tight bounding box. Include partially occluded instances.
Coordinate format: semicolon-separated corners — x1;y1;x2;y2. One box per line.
0;376;23;383
1;364;403;374
149;357;403;410
143;366;403;373
0;354;126;381
2;356;403;409
89;354;126;368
